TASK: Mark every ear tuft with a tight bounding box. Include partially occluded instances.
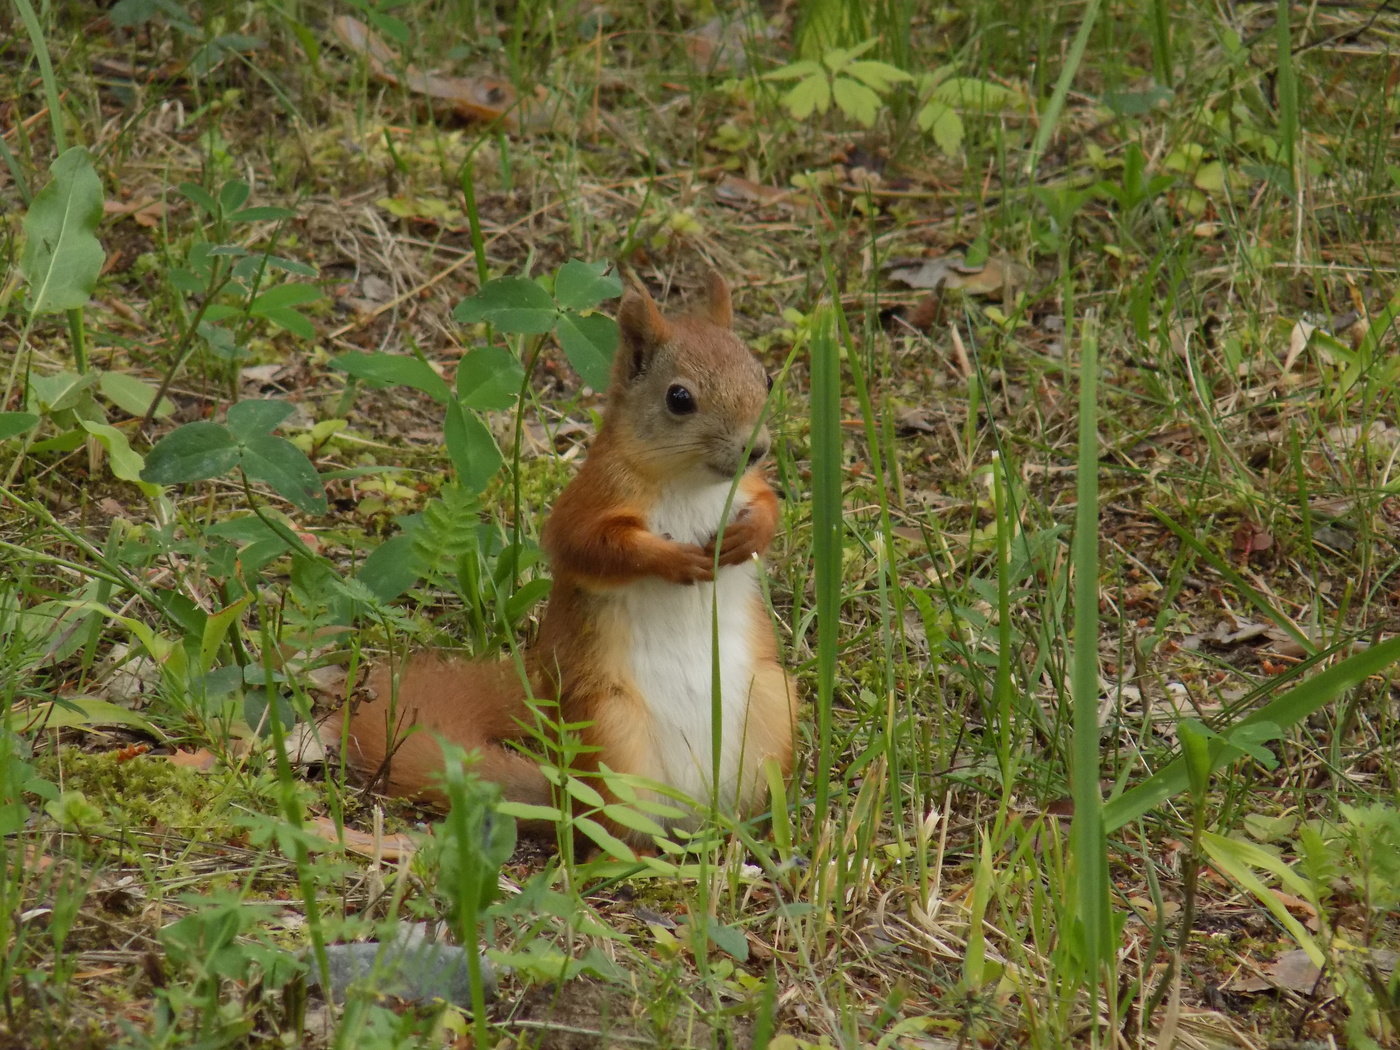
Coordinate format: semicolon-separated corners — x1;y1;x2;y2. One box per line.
616;283;672;380
703;271;733;328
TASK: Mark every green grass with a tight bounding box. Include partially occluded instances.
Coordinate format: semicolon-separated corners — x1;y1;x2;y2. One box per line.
2;0;1400;1047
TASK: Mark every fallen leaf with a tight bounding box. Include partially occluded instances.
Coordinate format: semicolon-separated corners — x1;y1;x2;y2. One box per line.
887;254;1028;296
307;815;419;860
168;748;217;771
330;16;557;133
104;198;167;227
714;175;794;209
1231;520;1272;556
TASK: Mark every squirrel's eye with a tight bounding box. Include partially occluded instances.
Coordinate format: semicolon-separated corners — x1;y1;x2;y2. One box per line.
766;373;774;393
665;384;696;415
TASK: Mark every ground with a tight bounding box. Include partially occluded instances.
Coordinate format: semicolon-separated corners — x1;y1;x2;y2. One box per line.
1;1;1399;1048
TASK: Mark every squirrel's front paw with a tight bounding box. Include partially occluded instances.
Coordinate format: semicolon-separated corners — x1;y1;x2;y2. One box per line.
660;542;717;585
706;510;767;566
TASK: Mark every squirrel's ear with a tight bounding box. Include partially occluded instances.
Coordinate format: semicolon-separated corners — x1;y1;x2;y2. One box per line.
617;283;672;380
703;271;733;328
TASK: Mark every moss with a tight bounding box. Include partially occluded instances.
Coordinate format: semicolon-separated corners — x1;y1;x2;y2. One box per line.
37;746;278;840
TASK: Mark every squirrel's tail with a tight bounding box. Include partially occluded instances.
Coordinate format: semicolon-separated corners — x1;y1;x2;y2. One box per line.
325;654;552;808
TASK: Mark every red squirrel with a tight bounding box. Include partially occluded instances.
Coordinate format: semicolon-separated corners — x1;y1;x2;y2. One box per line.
334;272;796;844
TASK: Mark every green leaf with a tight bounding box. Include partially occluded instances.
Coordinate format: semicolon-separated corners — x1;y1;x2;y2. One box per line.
763;59;823;82
227;205;297;223
331;351;452;403
255;307;316;339
456;346;525;411
20;147;106;314
29;370;100;413
179;182;219;217
705;916;750;962
832;77;882;126
572;816;635;861
0;413;39;441
356;533;421;602
1200;831;1324;966
553;260;622;311
239;432;327;513
784;74;831;119
80;420;155;490
30;697;160;736
141;422;240;483
219;179;250;215
97;371;175;419
226;398;295;437
453;277;557;333
918;99;963;155
443;401;503;494
251;283;323;309
932;77;1021;112
556;311;618;390
845;60;912;92
1104;636;1400;831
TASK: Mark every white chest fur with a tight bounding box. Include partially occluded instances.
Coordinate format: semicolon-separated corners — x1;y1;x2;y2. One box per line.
619;479;760;818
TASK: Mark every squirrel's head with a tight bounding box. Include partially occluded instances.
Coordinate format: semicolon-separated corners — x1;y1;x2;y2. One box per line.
606;272;773;483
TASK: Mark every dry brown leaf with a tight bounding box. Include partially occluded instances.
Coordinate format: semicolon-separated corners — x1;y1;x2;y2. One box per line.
330;16;557;133
307;815;419;861
887;254;1028;297
168;748;217;771
714;175;795;209
682;16;777;72
104;198;167;228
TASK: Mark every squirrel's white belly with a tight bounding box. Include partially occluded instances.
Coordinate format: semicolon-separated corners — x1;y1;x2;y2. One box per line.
621;478;760;819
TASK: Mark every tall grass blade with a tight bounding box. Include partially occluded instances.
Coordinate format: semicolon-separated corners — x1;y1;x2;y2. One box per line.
1068;313;1113;1012
808;306;843;852
1026;0;1103;179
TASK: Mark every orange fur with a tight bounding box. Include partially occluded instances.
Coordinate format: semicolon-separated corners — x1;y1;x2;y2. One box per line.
335;273;796;845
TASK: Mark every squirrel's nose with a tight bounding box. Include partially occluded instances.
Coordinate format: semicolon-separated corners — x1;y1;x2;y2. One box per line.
747;432;771;465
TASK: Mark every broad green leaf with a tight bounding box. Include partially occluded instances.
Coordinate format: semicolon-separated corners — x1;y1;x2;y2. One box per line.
179;182;219;217
453;276;556;333
251;283;323;309
356;532;421;602
331;351;452;403
1104;636;1400;831
553;260;622;311
141;422;240;483
0;413;40;441
226;398;295;436
20;147;106;315
763;59;822;82
80;420;157;492
239;432;327;513
784;75;830;119
443;401;503;494
257;254;318;277
845;60;912;92
932;77;1022;112
555;312;617;390
832;77;882;126
27;696;161;736
918;100;963;155
562;776;607;808
255;307;316;339
705;916;750;962
98;371;175;419
456;346;525;411
200;595;252;674
496;801;565;822
219;179;251;215
29;370;100;413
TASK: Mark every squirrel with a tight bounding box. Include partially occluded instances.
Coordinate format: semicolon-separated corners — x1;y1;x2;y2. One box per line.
332;272;796;845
